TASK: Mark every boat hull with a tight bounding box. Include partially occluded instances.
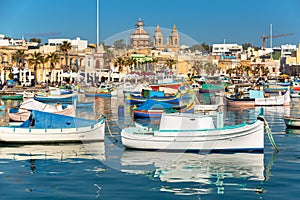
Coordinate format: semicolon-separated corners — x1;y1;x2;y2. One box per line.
0;118;105;143
126;94;180;105
1;95;23;100
121;120;264;152
224;96;255;106
34;93;78;103
284;116;300;128
255;90;290;106
150;82;182;90
85;93;111;97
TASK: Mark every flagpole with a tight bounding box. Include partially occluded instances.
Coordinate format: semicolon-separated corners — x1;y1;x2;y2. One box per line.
96;0;99;48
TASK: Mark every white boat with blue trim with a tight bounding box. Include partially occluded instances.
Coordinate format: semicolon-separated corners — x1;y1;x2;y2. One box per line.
0;110;105;144
121;109;265;152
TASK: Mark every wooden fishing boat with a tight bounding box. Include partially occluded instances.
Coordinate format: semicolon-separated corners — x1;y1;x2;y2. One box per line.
0;110;105;143
1;94;23;100
84;84;117;97
122;83;152;97
133;100;194;118
150;81;182;91
255;90;290;106
126;93;180;105
121;108;265;152
224;89;290;106
34;91;78;103
224;95;255;106
22;91;35;100
290;91;300;98
283;116;300;128
199;83;225;93
8;99;76;122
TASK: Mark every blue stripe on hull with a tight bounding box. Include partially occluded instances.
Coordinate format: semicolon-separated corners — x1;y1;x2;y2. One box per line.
124;147;264;154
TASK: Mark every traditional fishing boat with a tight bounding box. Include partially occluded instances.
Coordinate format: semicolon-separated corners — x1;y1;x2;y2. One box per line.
199;83;225;93
223;95;255;106
133;99;194;118
8;99;76;122
150;81;182;91
126;92;180;105
290;91;300;98
224;89;290;106
22;91;35;100
122;83;152;97
0;110;105;143
121;108;266;152
34;91;78;103
255;90;290;106
283;116;300;128
1;94;23;100
84;84;117;98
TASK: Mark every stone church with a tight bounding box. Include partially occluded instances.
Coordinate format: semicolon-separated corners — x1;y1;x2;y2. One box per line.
130;19;180;52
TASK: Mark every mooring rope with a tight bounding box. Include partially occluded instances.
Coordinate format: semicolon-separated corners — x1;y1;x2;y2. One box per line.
257;115;279;153
105;118;118;142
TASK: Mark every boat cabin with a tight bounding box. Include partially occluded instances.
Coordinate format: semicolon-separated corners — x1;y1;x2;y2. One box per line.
159;113;215;130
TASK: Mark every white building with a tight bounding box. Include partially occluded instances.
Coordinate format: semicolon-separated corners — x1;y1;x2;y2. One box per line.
48;37;88;51
0;34;10;46
212;44;243;57
281;44;297;57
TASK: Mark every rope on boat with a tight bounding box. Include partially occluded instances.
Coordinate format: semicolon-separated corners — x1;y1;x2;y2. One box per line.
105;118;118;142
257;115;279;153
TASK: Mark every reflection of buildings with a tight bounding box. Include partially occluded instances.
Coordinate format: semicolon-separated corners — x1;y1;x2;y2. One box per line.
121;151;264;195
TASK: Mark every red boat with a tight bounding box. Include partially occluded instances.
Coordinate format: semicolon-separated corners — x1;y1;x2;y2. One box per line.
150;81;182;90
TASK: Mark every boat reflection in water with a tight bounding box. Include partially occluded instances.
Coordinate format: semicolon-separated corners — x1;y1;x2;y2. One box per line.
121;150;265;195
0;142;105;161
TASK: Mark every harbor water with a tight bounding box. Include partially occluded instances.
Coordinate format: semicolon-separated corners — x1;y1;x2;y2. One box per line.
1;94;300;200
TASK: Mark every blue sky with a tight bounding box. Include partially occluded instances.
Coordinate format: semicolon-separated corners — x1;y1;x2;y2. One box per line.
1;0;300;48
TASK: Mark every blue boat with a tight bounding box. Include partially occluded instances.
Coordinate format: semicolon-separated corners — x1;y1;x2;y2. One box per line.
133;99;194;118
126;93;180;105
85;93;111;98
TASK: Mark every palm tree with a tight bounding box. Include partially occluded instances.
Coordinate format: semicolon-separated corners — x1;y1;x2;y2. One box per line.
103;49;115;65
151;56;158;72
11;49;27;69
59;41;72;71
40;55;49;83
46;52;60;70
114;57;125;73
165;59;176;71
205;63;219;76
28;51;43;85
244;65;251;77
226;68;235;77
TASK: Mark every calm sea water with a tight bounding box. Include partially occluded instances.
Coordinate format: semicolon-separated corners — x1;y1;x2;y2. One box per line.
1;94;300;200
